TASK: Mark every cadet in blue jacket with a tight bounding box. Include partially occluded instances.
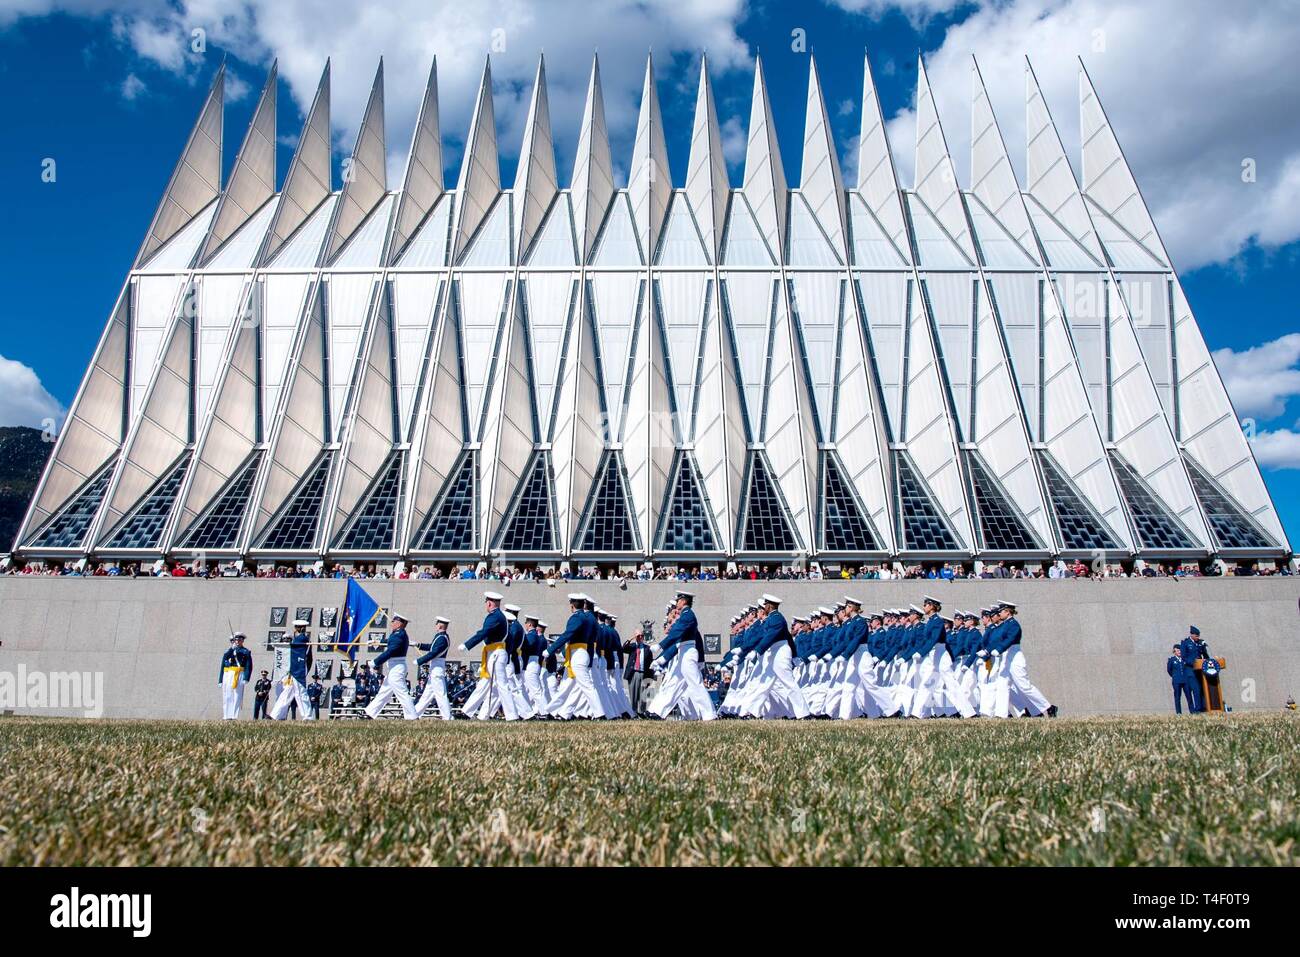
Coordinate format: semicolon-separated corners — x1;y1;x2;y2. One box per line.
272;619;315;720
460;591;518;721
414;617;453;720
219;632;253;719
648;590;716;720
1179;626;1207;712
545;594;604;719
365;613;418;720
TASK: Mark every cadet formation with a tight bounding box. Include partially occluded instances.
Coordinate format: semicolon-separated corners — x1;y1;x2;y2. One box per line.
224;588;1063;721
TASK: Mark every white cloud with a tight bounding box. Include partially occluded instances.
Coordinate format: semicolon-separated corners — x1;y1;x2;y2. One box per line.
1249;428;1300;470
1212;333;1300;421
874;0;1300;271
0;355;65;429
9;0;751;185
720;114;746;172
120;71;146;101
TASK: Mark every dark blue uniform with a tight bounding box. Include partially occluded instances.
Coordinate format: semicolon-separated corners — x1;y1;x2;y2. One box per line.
1167;653;1195;714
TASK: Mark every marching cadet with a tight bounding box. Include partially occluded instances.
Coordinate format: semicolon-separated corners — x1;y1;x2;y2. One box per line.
605;614;634;717
503;604;535;718
365;613;419;720
546;594;604;719
414;617;454;720
461;591;518;721
911;601;975;719
590;608;620;718
519;615;550;715
648;590;716;720
989;601;1057;718
219;632;253;720
744;595;810;720
539;622;561;700
271;619;315;720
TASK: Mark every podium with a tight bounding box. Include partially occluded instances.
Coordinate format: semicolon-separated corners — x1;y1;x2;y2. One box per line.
1194;657;1228;712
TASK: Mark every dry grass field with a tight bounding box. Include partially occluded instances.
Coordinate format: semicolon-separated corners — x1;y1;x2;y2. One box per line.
1;712;1296;866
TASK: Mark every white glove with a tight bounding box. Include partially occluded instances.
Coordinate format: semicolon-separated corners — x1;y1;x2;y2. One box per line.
992;650;1001;659
976;650;987;659
458;643;467;651
912;652;921;662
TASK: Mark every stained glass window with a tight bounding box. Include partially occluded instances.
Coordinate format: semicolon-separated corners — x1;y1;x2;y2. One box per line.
104;454;192;549
740;454;798;552
258;453;333;550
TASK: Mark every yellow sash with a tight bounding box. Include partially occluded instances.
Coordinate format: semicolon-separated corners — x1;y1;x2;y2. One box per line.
223;666;242;689
479;641;506;679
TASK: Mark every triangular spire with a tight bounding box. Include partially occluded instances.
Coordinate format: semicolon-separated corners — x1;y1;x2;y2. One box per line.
260;61;331;265
325;59;387;264
388;57;445;264
685;55;729;264
742;55;787;264
1023;59;1103;260
571;55;614;264
1077;60;1165;262
799;55;848;259
856;52;910;262
451;57;501;263
135;64;223;268
913;56;976;262
199;61;276;265
513;55;559;262
628;54;672;258
968;57;1037;260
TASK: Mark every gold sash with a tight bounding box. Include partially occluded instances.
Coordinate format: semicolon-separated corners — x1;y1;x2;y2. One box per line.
479;641;506;679
223;666;242;689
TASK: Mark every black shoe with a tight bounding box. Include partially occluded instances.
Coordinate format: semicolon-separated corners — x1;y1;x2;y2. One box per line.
1046;704;1058;718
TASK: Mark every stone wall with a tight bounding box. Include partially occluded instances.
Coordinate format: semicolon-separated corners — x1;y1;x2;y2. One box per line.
0;576;1296;718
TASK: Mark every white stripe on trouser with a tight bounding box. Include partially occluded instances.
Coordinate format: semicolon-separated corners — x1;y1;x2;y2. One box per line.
271;676;314;720
222;673;246;719
365;661;418;720
414;662;453;719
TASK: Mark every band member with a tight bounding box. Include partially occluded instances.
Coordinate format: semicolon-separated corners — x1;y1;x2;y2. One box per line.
414;617;454;720
461;591;518;721
271;619;314;720
219;632;253;720
365;613;418;720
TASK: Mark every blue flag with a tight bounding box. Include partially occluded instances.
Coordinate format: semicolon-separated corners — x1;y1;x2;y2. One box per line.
337;579;383;661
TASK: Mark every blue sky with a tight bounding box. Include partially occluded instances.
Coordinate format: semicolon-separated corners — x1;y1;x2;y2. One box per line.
1;0;1298;545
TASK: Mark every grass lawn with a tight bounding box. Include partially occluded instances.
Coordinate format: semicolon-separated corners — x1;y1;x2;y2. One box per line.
1;712;1296;866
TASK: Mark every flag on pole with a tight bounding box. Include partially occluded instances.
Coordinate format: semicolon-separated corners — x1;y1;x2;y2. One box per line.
337;579;383;660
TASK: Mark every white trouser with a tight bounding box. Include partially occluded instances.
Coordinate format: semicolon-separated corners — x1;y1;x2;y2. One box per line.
271;676;314;720
999;646;1051;716
592;658;619;718
221;670;246;719
366;661;418;720
552;648;603;719
475;649;519;720
523;660;548;712
650;646;716;720
770;644;810;719
414;661;453;719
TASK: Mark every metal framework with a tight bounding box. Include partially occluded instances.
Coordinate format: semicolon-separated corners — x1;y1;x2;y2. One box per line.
15;51;1289;565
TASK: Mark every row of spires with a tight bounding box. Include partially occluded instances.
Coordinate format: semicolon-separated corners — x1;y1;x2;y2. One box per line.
137;50;1159;281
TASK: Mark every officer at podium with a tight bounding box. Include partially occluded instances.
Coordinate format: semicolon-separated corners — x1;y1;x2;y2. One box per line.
1179;626;1206;712
1166;643;1196;715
